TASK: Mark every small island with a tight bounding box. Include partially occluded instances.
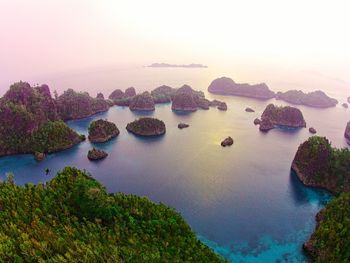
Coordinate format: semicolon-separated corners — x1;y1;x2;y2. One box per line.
88;119;119;143
208;77;275;100
151;85;176;103
258;104;306;131
129;91;155;111
245;107;255;112
292;136;350;194
309;127;317;134
87;148;108;160
171;85;202;112
276;90;338;108
109;87;136;106
57;89;110;121
148;63;208;68
221;137;234;147
178;123;189;129
126;117;166;136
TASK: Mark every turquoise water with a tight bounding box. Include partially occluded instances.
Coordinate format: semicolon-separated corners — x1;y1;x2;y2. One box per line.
1;67;349;262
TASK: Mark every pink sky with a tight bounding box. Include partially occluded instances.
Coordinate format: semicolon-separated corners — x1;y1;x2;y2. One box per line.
1;0;350;85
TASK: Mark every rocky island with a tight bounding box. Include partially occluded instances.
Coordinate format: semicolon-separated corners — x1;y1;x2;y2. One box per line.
0;167;224;262
129;91;155;111
0;82;84;159
171;85;218;111
57;89;109;120
258;104;306;131
171;85;202;111
292;136;350;194
126;117;166;136
276;90;338;108
88;119;119;143
151;85;176;103
109;87;136;106
292;136;350;261
208;77;275;100
221;137;234;147
309;127;317;134
178;123;189;129
342;103;348;108
87;148;108;160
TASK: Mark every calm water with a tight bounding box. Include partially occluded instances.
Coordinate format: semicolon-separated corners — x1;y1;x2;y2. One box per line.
1;66;350;262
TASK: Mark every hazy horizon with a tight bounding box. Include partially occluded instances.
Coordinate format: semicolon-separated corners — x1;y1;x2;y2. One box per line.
1;0;350;89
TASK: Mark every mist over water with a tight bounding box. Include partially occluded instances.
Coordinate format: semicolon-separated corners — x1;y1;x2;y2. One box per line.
0;66;348;261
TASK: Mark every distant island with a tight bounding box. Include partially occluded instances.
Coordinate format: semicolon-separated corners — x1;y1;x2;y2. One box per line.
208;76;338;108
147;63;208;68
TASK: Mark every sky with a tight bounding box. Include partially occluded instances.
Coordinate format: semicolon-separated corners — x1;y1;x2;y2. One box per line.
0;0;350;84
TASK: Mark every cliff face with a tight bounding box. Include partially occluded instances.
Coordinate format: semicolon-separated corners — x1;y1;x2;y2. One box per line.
57;89;109;121
88;119;119;143
208;77;275;100
259;104;306;131
345;122;350;144
0;82;83;157
292;136;350;194
276;90;338;108
129;92;155;111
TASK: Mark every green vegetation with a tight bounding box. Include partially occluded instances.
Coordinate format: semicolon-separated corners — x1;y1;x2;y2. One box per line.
0;167;225;262
32;121;82;153
293;136;350;194
305;192;350;262
294;136;350;261
126;118;166;136
88;119;119;143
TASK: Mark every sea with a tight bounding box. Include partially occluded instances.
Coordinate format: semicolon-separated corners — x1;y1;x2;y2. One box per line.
1;64;350;262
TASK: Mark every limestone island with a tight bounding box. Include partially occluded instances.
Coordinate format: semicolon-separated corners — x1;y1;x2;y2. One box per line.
345;121;350;145
88;119;119;143
208;77;275;100
170;85;226;112
276;90;338;108
87;148;108;160
291;136;350;262
178;123;189;129
245;107;255;112
126;117;166;136
108;87;136;106
342;103;348;108
148;63;208;68
258;104;306;132
221;137;234;147
57;89;109;121
292;136;350;194
309;127;317;134
0;82;84;159
129;91;155;111
151;85;176;103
